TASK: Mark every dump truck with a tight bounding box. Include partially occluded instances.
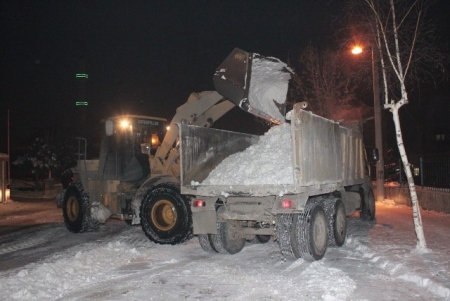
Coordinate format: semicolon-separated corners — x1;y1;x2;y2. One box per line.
58;48;289;245
179;49;377;261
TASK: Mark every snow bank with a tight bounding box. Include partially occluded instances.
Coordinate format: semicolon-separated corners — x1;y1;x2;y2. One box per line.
4;241;142;301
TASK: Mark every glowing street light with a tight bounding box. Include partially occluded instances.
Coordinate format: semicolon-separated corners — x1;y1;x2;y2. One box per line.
351;46;363;55
352;44;385;203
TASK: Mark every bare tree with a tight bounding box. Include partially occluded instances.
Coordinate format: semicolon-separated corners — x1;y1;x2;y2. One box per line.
347;0;448;249
288;44;365;121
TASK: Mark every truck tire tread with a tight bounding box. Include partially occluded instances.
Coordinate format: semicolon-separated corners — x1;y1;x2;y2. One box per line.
292;201;328;261
198;234;217;253
324;198;347;247
277;214;296;259
210;206;245;254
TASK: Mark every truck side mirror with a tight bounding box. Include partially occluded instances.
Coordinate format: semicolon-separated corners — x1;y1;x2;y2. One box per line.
372;148;379;162
105;119;114;136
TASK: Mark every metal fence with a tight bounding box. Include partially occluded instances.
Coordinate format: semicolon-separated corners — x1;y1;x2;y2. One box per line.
417;152;450;191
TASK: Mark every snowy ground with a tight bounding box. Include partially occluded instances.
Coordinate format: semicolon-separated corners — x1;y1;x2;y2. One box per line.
0;198;449;301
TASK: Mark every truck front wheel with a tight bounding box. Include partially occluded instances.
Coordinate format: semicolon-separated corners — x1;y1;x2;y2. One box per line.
140;184;193;245
62;183;93;233
324;198;347;247
360;189;376;221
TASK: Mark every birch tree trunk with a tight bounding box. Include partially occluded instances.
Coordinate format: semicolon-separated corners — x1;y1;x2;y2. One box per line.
388;103;427;249
362;0;429;249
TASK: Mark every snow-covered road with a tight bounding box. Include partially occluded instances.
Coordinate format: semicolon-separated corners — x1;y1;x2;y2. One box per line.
0;200;449;301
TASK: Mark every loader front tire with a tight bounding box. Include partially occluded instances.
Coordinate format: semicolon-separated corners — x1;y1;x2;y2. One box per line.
62;183;92;233
140;183;193;245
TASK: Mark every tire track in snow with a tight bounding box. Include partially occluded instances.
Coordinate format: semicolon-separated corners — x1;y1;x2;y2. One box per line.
57;251;230;301
0;225;63;256
345;237;450;300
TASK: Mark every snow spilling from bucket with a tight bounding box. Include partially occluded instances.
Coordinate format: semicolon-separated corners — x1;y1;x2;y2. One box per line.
247;56;292;123
202;123;294;185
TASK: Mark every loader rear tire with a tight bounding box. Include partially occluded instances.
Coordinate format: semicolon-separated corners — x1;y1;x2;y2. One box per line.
292;202;328;261
62;183;93;233
209;206;245;254
140;183;193;245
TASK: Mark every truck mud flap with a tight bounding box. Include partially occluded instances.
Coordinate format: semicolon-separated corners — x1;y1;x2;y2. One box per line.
213;48;292;124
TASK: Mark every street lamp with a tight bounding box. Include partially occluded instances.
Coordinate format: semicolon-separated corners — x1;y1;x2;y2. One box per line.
352;45;385;203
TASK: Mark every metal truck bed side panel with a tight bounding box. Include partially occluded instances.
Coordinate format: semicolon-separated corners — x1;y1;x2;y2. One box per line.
291;108;341;186
291;105;365;187
339;126;365;186
180;105;367;197
179;124;259;187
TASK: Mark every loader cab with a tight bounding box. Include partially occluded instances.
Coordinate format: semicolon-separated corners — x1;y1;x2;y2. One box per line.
102;115;167;183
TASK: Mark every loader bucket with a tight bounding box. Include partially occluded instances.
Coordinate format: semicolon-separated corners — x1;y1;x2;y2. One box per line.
213;48;292;124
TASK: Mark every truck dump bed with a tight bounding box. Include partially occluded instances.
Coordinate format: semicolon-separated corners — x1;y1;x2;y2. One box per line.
180;103;366;197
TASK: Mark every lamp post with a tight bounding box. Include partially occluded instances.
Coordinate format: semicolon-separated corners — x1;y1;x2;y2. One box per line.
352;45;385;203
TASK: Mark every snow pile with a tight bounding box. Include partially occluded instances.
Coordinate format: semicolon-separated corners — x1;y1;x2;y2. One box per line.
202;123;294;185
2;241;143;301
1;203;450;300
247;55;292;123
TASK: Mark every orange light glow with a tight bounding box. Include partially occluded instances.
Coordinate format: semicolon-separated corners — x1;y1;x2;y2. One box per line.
351;46;363;55
120;119;130;129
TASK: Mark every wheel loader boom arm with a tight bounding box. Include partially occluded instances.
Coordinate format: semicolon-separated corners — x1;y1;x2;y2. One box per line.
152;48;292;177
153;91;235;175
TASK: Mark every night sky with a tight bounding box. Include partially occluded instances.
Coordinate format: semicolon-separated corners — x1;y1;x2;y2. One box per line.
1;1;449;159
1;0;345;155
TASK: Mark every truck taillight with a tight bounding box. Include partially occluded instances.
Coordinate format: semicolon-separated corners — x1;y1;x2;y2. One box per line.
193;200;206;207
282;200;292;208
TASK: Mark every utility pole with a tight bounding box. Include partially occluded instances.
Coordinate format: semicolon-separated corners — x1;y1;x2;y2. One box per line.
372;47;385;202
7;109;10;184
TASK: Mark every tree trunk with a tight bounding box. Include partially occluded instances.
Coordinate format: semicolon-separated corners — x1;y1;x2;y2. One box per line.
391;106;427;249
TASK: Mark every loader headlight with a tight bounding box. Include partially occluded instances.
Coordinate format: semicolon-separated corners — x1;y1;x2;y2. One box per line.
120;119;131;130
120;119;130;129
151;134;160;148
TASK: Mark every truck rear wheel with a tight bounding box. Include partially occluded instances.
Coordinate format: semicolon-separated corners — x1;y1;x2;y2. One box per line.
209;206;245;254
292;202;328;261
140;183;193;245
325;198;347;247
62;183;93;233
248;235;271;244
277;214;296;259
198;234;217;253
360;189;376;221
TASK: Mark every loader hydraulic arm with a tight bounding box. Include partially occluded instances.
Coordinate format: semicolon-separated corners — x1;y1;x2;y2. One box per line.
152;91;235;176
